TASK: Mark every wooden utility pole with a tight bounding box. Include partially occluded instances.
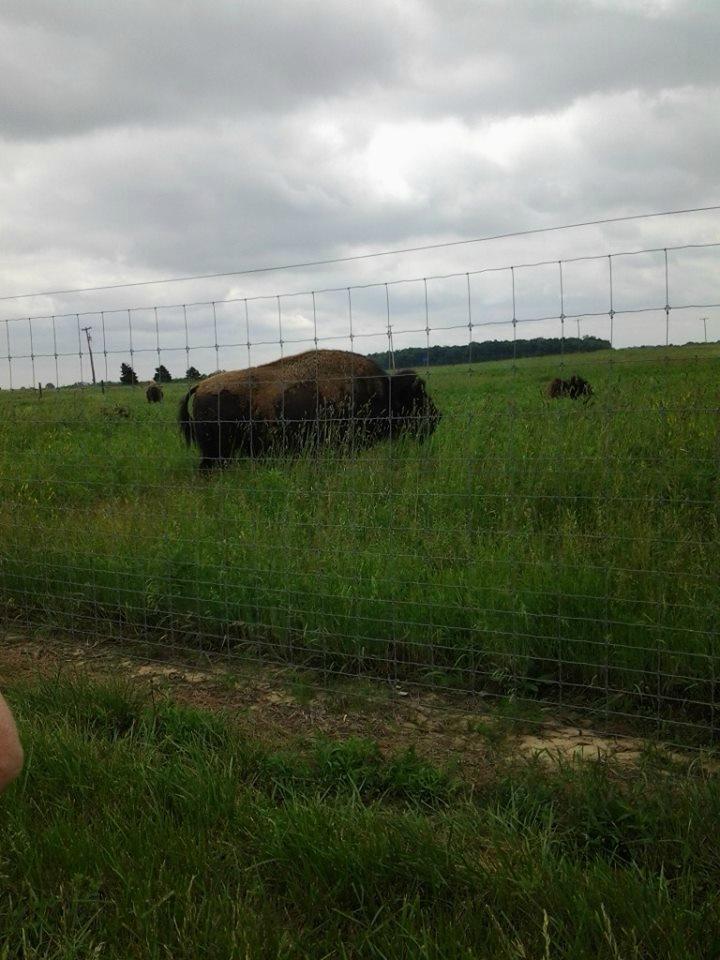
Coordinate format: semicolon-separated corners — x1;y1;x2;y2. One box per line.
81;326;97;384
701;317;708;343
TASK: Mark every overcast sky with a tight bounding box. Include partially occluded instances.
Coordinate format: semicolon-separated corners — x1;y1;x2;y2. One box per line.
1;0;719;386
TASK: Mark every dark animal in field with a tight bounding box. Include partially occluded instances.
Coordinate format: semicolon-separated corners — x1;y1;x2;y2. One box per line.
146;382;163;403
178;349;441;470
548;375;593;401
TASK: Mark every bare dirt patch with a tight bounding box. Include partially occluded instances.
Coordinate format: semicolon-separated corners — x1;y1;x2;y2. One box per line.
0;631;703;773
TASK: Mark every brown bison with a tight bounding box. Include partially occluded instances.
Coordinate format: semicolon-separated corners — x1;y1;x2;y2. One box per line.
547;374;592;401
146;382;163;403
179;349;441;470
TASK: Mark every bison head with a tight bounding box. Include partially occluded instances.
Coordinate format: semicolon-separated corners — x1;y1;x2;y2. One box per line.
388;369;441;440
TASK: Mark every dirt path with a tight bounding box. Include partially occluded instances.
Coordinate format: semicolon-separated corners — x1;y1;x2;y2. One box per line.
0;631;695;773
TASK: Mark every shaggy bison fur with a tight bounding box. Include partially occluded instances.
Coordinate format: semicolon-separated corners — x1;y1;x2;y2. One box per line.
146;382;163;403
548;375;592;400
178;349;441;470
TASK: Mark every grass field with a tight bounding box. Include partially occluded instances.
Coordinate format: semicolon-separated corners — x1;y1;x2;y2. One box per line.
2;672;720;959
0;344;718;732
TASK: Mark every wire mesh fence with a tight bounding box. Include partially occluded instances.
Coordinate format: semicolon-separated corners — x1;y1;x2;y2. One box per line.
0;214;718;747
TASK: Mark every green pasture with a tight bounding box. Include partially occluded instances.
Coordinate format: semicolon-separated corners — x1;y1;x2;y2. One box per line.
1;344;718;729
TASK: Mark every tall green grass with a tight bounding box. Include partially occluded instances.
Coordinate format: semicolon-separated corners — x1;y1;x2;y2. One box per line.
2;675;720;958
0;345;718;729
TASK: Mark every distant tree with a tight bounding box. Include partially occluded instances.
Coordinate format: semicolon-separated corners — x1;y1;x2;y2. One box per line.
185;366;201;381
154;365;172;383
45;383;55;390
120;363;138;385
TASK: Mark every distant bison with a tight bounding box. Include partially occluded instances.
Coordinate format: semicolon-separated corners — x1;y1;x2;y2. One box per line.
179;349;441;470
548;375;593;401
146;382;163;403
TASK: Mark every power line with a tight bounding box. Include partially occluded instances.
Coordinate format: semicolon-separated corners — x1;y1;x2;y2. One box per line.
2;203;720;304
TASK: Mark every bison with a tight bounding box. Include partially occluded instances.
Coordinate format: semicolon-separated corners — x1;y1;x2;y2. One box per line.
178;349;441;470
547;374;592;401
146;382;163;403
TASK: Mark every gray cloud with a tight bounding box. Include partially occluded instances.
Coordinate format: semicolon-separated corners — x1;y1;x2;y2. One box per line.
1;0;716;141
0;0;410;138
409;0;719;119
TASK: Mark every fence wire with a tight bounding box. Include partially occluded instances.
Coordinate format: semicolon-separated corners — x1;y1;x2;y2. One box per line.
0;228;719;749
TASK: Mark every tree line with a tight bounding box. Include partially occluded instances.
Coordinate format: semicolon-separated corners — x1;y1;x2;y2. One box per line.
368;335;611;369
119;364;202;385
